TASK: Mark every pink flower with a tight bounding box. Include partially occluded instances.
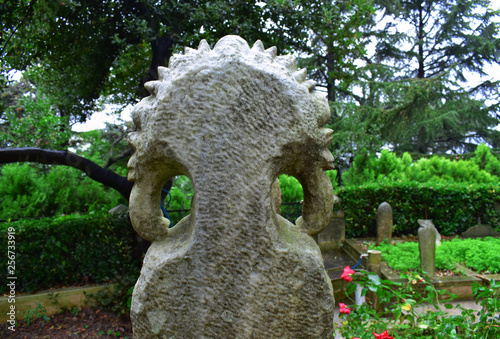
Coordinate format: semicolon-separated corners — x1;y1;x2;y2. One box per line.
372;330;394;339
341;266;355;282
339;303;351;314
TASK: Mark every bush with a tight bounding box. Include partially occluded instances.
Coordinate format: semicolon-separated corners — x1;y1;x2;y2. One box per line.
337;181;499;237
0;214;142;293
337;271;500;338
343;144;500;186
0;163;126;219
278;169;338;202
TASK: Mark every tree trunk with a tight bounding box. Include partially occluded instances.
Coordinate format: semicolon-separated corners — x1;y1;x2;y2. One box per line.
325;50;336;102
139;35;175;97
417;1;425;79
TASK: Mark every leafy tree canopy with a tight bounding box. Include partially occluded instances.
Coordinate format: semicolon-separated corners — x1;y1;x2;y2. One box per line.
330;0;500;167
1;0;294;122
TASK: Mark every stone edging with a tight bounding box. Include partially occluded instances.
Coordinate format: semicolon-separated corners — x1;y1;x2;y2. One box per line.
0;284;117;323
342;239;491;300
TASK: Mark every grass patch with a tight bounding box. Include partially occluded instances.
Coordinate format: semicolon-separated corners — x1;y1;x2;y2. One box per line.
369;237;500;274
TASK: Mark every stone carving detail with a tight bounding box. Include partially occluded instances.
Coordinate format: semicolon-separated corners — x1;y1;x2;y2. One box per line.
127;36;335;337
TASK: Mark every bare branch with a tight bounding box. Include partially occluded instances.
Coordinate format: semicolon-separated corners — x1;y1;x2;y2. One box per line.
105;147;134;169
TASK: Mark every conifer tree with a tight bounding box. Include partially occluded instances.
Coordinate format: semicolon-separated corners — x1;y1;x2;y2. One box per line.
334;0;500;156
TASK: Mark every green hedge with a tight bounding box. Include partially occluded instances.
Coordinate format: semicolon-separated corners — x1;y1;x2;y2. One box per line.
336;182;500;238
0;163;127;220
0;214;142;293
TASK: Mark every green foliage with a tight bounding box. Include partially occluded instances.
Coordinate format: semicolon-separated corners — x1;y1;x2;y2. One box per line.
369;241;422;272
0;214;142;293
0;163;126;219
340;148;500;237
334;0;500;156
370;237;500;273
74;124;132;176
337;181;499;237
169;176;193;210
1;0;307;120
278;170;338;202
0;80;71;149
336;271;500;338
343;144;500;186
24;302;50;326
269;0;375;101
472;143;500;178
279;175;304;202
162;175;192;225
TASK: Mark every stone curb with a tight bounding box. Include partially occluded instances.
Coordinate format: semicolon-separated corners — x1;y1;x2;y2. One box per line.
0;284;117;323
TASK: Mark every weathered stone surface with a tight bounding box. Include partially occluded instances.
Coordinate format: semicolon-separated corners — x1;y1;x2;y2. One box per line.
318;217;345;251
127;36;335;338
376;202;393;246
108;204;128;215
462;224;500;238
272;178;282;214
418;219;437;277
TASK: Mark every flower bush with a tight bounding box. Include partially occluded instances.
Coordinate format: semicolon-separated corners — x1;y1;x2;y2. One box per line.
335;266;500;338
372;330;393;339
341;266;356;283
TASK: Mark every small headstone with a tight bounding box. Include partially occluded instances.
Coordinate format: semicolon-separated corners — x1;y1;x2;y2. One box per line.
418;219;437;277
318;215;345;251
376;202;393;246
462;224;500;238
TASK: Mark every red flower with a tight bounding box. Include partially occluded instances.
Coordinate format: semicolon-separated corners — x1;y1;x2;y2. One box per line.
372;330;394;339
341;266;355;282
339;303;351;314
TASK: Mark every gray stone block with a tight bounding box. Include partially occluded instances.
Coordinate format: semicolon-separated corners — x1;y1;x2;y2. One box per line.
462;224;500;238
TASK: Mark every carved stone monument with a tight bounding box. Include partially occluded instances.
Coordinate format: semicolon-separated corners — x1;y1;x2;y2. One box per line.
127;36;335;337
376;202;393;246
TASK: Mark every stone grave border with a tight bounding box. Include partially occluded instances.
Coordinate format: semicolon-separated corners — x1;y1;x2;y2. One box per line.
337;238;500;301
0;284;116;323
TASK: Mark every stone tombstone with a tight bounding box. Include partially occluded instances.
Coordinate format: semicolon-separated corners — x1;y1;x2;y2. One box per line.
318;196;345;251
462;224;500;238
417;219;437;277
127;36;335;338
376;202;393;246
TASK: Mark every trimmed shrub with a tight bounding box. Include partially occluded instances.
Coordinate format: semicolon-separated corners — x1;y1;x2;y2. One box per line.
0;163;126;219
0;214;142;293
337;182;499;238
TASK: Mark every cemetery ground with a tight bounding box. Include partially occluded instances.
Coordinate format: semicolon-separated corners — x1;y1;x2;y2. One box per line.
1;305;133;338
